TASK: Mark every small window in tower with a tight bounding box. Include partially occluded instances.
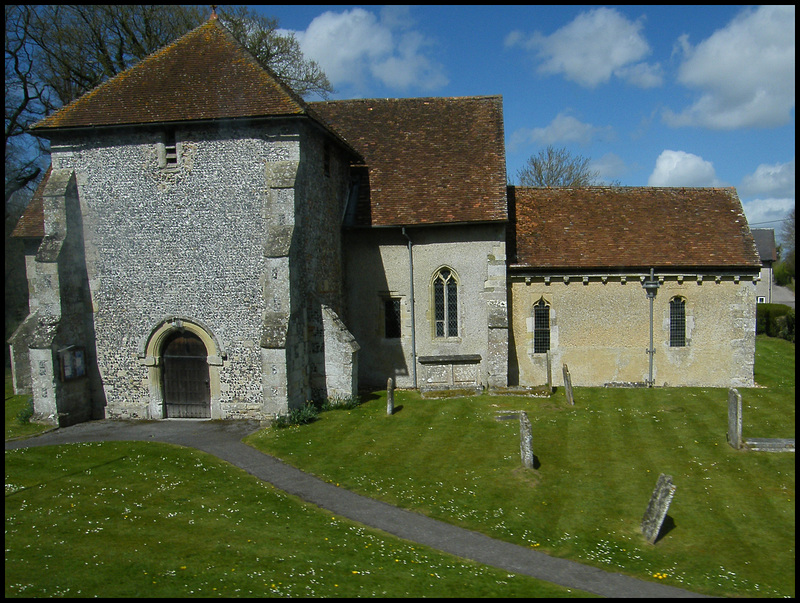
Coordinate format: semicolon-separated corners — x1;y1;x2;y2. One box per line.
164;131;178;167
157;130;179;170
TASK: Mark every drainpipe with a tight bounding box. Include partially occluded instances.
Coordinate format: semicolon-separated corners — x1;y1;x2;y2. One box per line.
642;268;660;387
401;227;418;388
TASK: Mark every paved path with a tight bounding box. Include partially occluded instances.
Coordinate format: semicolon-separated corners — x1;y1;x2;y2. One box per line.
6;420;709;598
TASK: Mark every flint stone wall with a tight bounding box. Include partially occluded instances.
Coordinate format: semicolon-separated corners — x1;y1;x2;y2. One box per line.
47;120;352;421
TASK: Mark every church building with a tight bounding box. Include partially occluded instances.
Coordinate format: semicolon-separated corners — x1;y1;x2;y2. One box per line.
9;17;762;426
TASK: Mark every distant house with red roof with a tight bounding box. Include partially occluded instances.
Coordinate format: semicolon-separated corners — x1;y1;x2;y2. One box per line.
9;17;761;425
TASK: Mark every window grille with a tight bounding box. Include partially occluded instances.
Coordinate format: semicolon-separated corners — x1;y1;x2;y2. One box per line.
670;297;686;347
384;298;401;338
434;268;458;337
533;299;550;353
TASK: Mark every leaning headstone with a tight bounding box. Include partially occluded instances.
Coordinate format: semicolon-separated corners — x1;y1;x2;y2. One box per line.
563;364;574;406
386;377;394;416
727;388;742;449
519;411;534;468
641;473;676;544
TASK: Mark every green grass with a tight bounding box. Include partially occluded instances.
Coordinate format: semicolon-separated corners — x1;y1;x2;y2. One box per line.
245;336;795;598
5;369;52;441
5;441;588;598
5;337;793;597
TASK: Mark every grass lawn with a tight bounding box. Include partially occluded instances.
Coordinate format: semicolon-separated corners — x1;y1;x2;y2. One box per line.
4;385;587;597
5;336;793;598
5;370;52;441
5;443;589;598
245;336;795;598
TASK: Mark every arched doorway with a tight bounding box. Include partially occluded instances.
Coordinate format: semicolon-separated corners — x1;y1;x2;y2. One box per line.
162;330;210;418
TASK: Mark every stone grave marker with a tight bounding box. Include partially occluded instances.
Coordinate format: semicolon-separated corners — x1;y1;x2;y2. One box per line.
727;388;742;449
519;411;534;468
563;364;574;406
641;473;676;544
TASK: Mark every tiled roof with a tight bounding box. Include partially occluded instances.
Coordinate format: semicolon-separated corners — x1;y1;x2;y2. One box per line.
31;18;310;130
311;96;508;227
750;228;778;263
11;167;48;238
509;187;762;271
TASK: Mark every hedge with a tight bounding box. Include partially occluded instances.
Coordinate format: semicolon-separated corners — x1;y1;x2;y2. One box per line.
756;303;795;342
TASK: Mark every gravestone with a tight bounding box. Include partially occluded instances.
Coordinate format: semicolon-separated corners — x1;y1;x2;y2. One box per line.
519;411;534;468
727;388;742;449
387;377;394;416
563;364;574;406
641;473;676;544
546;350;552;391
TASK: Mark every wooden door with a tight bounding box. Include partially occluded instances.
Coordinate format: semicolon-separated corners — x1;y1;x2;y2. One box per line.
162;331;210;418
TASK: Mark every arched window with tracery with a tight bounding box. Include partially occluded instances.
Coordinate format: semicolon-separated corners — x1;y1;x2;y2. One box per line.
433;267;459;338
533;298;551;354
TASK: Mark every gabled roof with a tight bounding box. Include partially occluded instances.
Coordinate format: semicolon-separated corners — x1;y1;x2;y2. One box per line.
509;187;761;271
31;17;311;131
311;96;508;227
750;228;778;263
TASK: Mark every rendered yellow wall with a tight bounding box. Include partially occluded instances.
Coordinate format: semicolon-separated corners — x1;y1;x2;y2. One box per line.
510;274;757;388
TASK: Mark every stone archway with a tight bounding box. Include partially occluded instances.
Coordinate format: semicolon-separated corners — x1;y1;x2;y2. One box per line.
138;317;226;419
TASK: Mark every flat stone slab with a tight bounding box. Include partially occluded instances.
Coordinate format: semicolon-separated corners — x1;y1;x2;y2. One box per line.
744;438;795;452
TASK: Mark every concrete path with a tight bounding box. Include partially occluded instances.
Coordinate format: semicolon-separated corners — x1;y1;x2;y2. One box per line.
6;419;709;598
771;284;795;310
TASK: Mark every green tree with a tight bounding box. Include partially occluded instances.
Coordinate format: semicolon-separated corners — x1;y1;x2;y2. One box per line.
516;145;603;187
779;206;795;277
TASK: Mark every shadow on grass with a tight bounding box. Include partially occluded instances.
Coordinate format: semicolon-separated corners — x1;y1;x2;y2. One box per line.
653;515;676;544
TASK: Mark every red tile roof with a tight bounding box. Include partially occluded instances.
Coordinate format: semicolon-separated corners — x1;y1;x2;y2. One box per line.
11;168;48;238
31;19;310;130
509;187;761;271
312;96;508;227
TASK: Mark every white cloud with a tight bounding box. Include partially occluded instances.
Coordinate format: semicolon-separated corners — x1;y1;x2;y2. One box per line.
591;153;627;182
509;112;614;149
291;8;447;95
739;159;795;199
647;150;722;187
742;197;795;230
507;8;662;88
613;62;663;89
739;159;795;229
664;5;795;129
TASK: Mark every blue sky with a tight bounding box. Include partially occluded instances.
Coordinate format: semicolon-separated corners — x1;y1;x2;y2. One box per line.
259;5;794;241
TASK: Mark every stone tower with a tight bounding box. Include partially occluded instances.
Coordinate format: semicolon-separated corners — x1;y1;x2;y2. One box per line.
10;18;360;424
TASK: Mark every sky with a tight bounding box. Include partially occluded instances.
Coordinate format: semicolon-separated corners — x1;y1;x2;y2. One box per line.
258;5;794;244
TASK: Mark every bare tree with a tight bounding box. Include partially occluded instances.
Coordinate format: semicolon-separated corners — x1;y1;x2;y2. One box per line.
220;6;332;99
516;145;602;187
5;5;48;204
5;5;334;207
